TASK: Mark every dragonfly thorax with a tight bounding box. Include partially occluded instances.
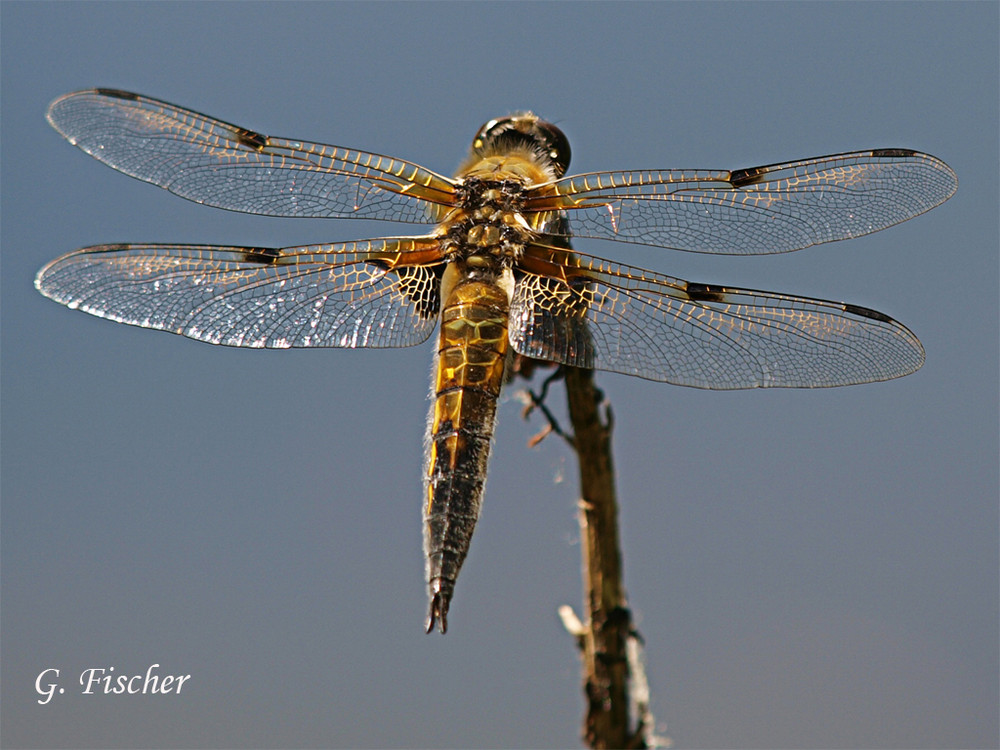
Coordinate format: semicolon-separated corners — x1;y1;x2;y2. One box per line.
441;177;536;265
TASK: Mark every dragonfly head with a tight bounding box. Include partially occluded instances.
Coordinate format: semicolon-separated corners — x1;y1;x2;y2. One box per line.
471;113;571;179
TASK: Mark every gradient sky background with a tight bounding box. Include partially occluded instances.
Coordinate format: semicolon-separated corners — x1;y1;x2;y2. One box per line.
2;3;997;748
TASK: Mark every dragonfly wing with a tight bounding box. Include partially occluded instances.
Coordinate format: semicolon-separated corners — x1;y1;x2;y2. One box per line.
47;89;457;222
527;150;957;254
510;246;924;388
36;238;444;349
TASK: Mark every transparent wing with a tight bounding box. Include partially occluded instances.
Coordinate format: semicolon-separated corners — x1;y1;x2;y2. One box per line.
510;246;924;389
36;238;446;349
46;89;457;222
526;150;957;254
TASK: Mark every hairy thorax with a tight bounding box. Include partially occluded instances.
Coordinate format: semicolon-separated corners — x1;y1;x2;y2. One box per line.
438;152;559;274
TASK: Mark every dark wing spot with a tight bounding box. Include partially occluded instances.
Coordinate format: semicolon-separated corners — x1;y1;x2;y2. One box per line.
235;127;268;150
94;88;139;101
685;282;728;303
405;264;443;320
871;148;918;158
844;303;893;323
368;260;442;320
240;247;282;264
729;166;766;188
420;265;444;319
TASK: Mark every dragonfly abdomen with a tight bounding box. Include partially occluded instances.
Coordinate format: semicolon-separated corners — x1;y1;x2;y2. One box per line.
424;269;511;634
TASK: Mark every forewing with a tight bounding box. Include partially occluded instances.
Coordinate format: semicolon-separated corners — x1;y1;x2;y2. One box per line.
510;246;924;389
527;150;957;254
47;89;457;222
36;238;445;349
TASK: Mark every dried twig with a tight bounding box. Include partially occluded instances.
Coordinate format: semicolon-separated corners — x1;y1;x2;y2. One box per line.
525;364;668;748
560;366;639;749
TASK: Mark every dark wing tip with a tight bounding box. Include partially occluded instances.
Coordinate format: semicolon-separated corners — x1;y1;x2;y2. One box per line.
843;302;893;324
871;147;918;158
48;88;137;119
92;88;140;101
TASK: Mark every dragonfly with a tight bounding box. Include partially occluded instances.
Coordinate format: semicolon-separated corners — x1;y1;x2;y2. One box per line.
36;89;957;633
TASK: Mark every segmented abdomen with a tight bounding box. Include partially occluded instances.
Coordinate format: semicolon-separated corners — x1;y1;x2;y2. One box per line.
424;275;510;633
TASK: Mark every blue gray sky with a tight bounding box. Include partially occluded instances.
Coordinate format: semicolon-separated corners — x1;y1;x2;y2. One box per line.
2;2;997;748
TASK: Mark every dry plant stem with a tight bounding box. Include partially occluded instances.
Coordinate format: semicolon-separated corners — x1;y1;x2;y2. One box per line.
563;366;643;749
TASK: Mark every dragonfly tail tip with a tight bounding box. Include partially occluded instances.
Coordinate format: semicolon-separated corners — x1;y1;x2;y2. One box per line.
425;591;450;634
